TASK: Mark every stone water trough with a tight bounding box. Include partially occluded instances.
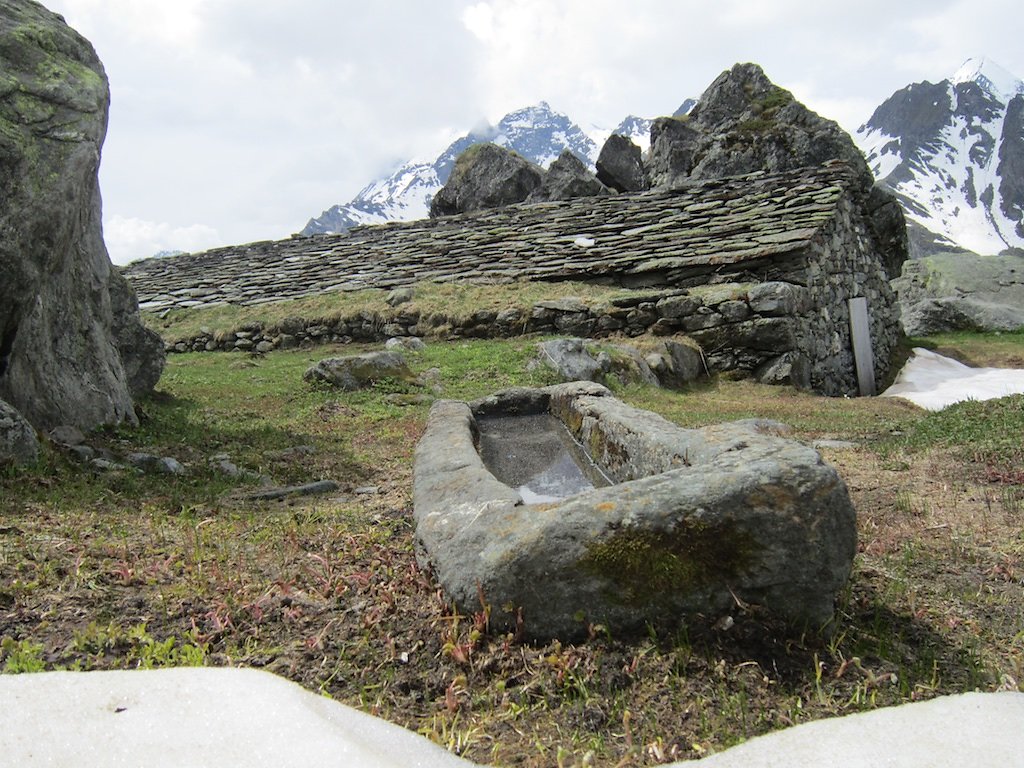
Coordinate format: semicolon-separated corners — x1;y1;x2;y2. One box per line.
413;382;856;640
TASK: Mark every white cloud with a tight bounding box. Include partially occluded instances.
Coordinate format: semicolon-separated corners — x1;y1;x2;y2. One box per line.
39;0;1024;262
462;3;495;41
104;216;221;265
50;0;206;48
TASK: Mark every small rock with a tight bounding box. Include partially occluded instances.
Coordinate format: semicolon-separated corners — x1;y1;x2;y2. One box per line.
157;457;186;475
68;444;96;462
386;287;414;307
812;439;859;451
419;368;444;394
126;452;158;470
244;480;340;501
212;458;243;478
1;400;39;465
90;458;127;472
385;337;426;352
48;425;86;447
354;486;380;496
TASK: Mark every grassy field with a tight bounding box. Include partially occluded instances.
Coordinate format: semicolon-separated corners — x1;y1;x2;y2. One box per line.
2;329;1022;766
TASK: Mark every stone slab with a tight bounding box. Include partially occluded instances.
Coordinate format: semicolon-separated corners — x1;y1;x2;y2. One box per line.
1;669;1020;768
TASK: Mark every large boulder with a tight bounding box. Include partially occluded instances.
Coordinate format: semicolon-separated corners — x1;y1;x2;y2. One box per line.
893;251;1024;335
533;337;660;388
647;62;908;278
644;338;707;387
647;62;873;188
527;149;608;201
595;134;648;193
303;350;416;391
0;2;164;431
429;143;543;217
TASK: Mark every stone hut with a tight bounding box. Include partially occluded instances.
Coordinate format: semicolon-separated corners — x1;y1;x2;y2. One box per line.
124;160;903;397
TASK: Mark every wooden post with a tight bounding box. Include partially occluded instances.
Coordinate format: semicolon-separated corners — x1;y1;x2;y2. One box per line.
848;297;876;397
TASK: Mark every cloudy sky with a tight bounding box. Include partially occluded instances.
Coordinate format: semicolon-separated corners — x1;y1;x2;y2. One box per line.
45;0;1023;265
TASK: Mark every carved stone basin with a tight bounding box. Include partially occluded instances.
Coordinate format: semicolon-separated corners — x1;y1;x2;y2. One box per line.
413;381;856;640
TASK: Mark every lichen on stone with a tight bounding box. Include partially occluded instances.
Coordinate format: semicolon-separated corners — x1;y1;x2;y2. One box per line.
578;520;757;605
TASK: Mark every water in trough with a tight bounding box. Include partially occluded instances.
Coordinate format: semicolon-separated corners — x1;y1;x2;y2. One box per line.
475;414;611;503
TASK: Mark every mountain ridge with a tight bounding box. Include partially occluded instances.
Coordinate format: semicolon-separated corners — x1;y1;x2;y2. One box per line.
303;58;1024;259
301;103;649;236
855;56;1024;256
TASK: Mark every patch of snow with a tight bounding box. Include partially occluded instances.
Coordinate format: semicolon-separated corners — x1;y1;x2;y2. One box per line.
951;56;1024;102
856;126;902;181
572;236;595;247
881;347;1024;410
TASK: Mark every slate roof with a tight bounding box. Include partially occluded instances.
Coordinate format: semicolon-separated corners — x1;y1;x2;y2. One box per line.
123;162;858;313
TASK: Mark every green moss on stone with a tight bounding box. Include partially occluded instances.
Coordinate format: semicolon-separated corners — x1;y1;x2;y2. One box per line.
736;117;774;135
450;143;488;184
579;520;757;605
735;87;794;136
11;24;61;56
757;86;794;114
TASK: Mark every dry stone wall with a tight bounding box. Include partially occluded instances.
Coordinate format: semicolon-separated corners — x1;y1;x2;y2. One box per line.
124;161;903;396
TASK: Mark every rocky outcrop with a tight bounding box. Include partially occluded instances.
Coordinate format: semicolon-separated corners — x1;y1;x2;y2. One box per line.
998;95;1024;238
857;58;1024;255
595;133;648;192
0;2;164;435
648;63;908;279
893;251;1024;335
429;143;543;217
528;149;608;201
414;383;856;640
648;63;874;189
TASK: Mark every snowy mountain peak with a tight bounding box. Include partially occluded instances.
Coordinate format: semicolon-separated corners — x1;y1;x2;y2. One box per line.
856;58;1024;256
301;102;607;236
951;56;1024;102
